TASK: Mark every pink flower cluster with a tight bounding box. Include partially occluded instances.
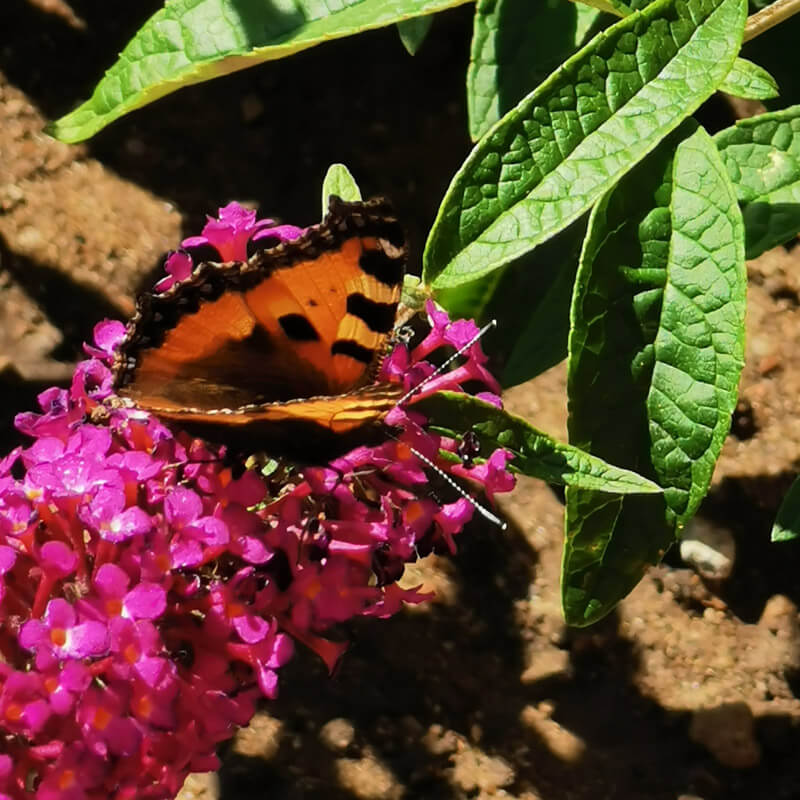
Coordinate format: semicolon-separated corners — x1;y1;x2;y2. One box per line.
0;203;514;799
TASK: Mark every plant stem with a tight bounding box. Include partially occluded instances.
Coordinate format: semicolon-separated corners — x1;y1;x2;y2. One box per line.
744;0;800;42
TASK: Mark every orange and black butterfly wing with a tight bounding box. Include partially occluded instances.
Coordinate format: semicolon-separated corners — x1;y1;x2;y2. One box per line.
112;197;406;457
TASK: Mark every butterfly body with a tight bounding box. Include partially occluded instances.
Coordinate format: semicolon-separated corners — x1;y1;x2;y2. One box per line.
112;198;406;460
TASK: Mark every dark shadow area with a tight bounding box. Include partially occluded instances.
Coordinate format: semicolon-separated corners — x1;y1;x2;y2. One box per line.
702;472;800;622
0;1;165;115
0;236;124;357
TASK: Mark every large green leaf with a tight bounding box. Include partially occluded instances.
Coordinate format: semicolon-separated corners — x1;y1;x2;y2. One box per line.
416;392;662;495
467;0;600;141
565;130;680;627
648;127;746;525
423;0;747;290
715;105;800;258
563;124;746;626
48;0;468;143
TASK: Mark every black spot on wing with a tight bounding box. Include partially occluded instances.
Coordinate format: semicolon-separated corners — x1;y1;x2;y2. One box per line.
331;339;374;364
346;293;397;333
279;313;320;341
359;249;403;288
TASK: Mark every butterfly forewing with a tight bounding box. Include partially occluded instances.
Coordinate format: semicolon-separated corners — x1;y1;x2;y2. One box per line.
112;197;406;458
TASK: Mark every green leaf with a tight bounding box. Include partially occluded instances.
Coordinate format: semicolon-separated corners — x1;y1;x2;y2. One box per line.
569;0;630;14
719;57;779;100
715;105;800;258
772;477;800;542
467;0;598;142
321;163;362;218
397;14;433;54
48;0;469;143
498;242;580;386
565;129;683;626
574;4;603;42
423;0;747;290
563;123;747;626
648;127;746;526
415;392;662;494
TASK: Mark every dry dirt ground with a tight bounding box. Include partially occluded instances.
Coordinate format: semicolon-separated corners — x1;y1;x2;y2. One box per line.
3;3;800;799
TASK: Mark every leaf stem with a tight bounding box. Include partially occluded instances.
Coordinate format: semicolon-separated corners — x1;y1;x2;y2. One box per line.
744;0;800;42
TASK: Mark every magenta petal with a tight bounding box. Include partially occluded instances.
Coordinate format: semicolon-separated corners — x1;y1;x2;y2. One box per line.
61;661;91;692
256;666;279;699
23;698;52;734
68;621;109;657
165;486;203;526
234;536;271;564
252;224;305;241
475;391;502;408
155;250;194;293
106;506;152;542
191;516;229;546
268;633;295;668
84;320;126;359
18;619;46;650
134;655;172;687
89;487;126;520
45;598;77;629
124;582;166;620
94;563;129;597
0;546;16;574
171;539;203;568
232;615;269;644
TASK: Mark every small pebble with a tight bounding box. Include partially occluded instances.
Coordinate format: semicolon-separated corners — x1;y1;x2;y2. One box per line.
319;717;356;752
450;748;515;794
680;518;735;580
335;754;403;800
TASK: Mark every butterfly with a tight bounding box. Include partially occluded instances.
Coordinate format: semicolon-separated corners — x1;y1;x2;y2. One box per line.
112;197;407;461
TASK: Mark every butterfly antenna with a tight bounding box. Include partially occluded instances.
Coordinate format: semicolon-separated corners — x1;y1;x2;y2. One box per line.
406;444;507;530
397;319;497;407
